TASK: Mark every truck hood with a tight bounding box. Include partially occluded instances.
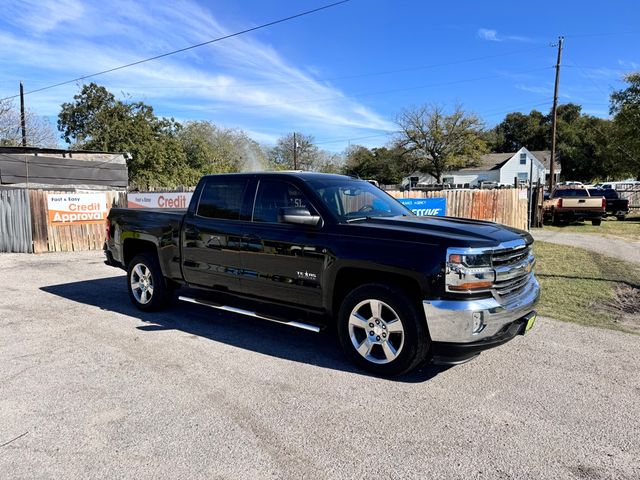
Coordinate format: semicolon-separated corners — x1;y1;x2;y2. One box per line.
346;215;532;248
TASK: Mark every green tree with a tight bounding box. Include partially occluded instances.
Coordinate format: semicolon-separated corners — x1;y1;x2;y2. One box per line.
344;145;406;184
396;104;488;183
57;83;194;188
268;132;319;170
178;121;267;174
491;110;547;152
609;72;640;179
554;104;612;181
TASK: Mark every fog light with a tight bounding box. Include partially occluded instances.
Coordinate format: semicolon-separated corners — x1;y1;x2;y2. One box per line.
472;312;485;334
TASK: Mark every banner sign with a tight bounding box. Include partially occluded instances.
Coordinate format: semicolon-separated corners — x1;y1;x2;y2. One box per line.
397;197;447;216
127;192;193;209
47;193;108;225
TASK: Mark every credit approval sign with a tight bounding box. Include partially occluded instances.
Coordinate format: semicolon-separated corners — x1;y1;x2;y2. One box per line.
47;193;108;225
127;192;193;209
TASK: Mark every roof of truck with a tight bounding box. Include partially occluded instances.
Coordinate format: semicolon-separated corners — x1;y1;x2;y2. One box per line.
202;171;354;181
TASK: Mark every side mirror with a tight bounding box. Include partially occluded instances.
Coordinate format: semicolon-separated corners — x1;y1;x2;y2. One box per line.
279;207;321;226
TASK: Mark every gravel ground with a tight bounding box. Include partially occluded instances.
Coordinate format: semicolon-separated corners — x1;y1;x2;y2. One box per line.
531;229;640;264
1;251;639;480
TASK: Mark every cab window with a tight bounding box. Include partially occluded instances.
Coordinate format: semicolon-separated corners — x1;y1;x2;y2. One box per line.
252;180;315;223
197;178;249;220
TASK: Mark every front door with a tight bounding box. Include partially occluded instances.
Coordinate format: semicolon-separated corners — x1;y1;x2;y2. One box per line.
239;179;326;309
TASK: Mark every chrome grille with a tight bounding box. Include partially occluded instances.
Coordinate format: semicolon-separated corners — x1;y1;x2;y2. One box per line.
491;245;531;266
492;244;534;300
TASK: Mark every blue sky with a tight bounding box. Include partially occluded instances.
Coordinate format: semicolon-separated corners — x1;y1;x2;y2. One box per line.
1;0;638;151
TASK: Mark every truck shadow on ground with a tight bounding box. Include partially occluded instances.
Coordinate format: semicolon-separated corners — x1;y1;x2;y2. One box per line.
41;275;449;383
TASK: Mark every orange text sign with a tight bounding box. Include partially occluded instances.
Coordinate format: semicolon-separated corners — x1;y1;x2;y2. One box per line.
47;193;108;225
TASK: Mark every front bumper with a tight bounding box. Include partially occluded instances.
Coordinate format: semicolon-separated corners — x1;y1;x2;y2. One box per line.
423;276;540;363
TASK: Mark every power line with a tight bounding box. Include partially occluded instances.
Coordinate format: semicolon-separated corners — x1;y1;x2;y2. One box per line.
563;30;640;39
81;45;550;92
152;66;554;116
0;0;351;102
312;100;554;147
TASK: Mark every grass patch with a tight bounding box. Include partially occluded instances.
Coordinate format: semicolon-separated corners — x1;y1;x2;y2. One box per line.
534;241;640;333
542;214;640;240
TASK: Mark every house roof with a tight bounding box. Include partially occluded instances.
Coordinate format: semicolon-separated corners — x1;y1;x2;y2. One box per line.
528;150;561;171
458;149;560;172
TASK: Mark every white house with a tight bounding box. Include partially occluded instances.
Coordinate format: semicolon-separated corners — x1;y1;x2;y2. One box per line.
404;147;561;188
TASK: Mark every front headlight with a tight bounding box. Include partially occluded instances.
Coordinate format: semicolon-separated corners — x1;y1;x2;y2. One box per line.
446;250;495;293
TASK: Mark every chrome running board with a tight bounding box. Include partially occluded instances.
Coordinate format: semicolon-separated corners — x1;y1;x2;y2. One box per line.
178;296;321;333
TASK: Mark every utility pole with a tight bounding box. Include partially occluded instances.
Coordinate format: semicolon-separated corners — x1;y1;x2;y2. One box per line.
549;36;564;191
19;82;27;147
293;132;298;170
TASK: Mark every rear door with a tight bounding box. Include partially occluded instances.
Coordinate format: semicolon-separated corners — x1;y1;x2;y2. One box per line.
181;176;252;293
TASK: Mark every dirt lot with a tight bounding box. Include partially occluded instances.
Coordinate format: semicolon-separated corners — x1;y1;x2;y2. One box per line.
1;252;639;479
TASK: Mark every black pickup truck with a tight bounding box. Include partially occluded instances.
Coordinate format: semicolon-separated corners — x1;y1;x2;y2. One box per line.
104;172;539;376
587;188;630;221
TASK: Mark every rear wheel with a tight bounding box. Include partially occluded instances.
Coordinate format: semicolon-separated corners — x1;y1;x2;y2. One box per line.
127;253;170;311
616;215;626;222
591;219;602;226
337;283;429;376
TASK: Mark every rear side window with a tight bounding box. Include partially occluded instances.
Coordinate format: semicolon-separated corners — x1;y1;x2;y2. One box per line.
253;180;313;223
197;178;249;220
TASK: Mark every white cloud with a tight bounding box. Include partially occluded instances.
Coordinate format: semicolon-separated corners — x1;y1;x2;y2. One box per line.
477;28;533;43
617;59;639;70
478;29;500;42
0;0;395;147
516;84;552;95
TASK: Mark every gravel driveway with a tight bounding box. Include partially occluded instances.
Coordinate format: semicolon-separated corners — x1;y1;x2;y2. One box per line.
1;252;639;479
531;229;640;264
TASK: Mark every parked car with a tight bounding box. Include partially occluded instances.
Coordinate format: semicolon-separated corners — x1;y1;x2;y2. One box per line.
105;172;539;376
587;188;629;221
543;187;606;225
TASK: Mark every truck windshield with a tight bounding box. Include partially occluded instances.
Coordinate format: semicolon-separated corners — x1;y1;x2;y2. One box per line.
306;178;412;222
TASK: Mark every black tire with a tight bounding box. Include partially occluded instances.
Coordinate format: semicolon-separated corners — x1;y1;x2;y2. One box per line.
616;215;626;222
127;253;170;311
337;283;429;376
591;219;602;226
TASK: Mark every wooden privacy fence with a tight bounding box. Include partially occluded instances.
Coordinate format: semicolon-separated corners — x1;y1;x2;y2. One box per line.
28;189;126;253
387;188;529;230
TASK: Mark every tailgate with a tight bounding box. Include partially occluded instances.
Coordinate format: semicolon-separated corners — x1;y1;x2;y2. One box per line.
559;197;604;210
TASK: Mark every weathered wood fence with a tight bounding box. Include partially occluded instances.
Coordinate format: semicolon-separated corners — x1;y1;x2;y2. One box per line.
28;190;126;253
1;186;531;254
387;188;529;230
0;188;126;254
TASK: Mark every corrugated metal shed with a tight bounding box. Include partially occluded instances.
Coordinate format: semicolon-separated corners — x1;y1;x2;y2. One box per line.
0;147;128;189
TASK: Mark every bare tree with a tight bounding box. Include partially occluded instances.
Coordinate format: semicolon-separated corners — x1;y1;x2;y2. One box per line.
396;104;488;182
0;99;58;147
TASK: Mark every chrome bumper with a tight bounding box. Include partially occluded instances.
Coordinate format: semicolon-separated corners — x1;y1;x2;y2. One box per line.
423;276;540;343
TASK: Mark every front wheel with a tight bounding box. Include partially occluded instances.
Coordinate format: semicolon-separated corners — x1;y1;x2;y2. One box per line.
127;253;170;311
337;283;429;376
